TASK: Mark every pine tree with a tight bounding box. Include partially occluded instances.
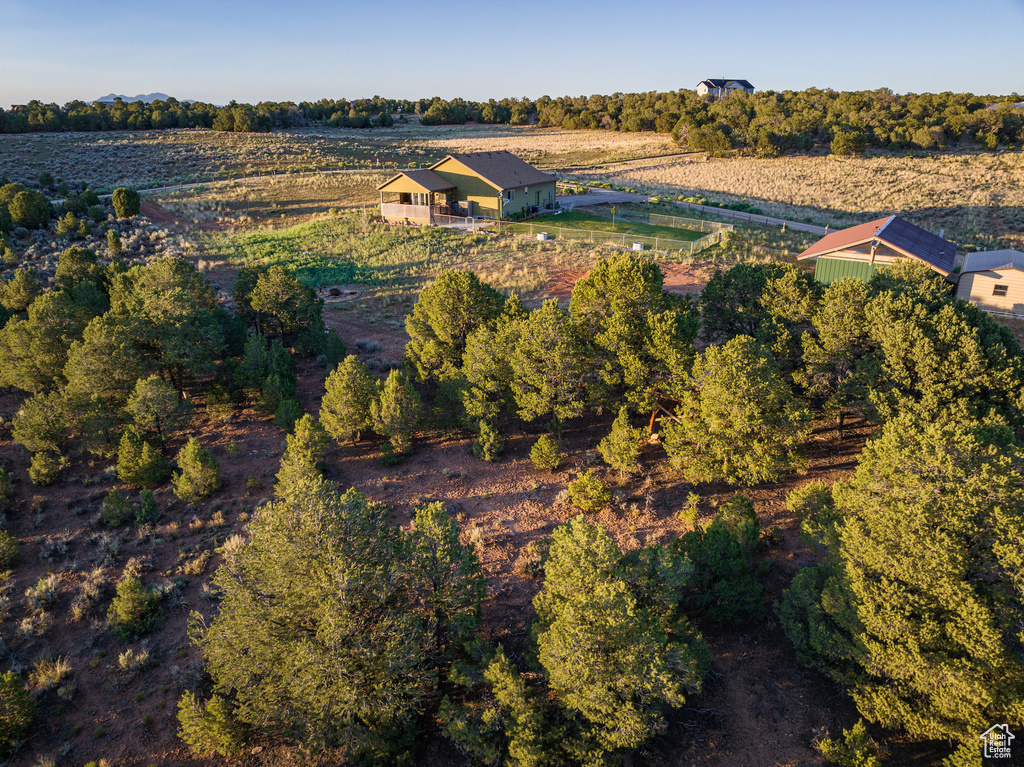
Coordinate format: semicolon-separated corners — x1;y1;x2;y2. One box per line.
117;425;171;487
126;375;192;442
0;268;42;312
0;671;35;756
172;438;221;502
320;355;378;445
107;576;161;639
275;414;329;497
598;406;643;475
372;369;422;455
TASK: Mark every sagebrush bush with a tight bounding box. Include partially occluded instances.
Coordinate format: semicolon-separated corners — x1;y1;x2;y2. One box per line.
173;438;221;503
472;421;503;462
107;576;161;640
566;470;611;513
530;434;562;471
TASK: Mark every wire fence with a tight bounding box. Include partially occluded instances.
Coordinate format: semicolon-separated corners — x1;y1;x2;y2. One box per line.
575;206;734;234
520;223;728;257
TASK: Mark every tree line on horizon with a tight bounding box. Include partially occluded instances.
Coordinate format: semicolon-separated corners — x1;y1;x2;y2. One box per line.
2;87;1023;153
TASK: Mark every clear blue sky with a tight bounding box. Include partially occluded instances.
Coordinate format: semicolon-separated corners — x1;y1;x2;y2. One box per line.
2;0;1023;108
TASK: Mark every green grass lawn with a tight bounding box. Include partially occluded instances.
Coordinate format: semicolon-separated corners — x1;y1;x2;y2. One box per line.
511;211;704;244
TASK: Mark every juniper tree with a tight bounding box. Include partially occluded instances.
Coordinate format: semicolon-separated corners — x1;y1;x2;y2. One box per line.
193;478;452;758
372;369;422;455
781;418;1024;745
598;406;643;476
533;516;708;753
405;270;505;383
529;434;563;471
126;375;192;443
0;671;35;756
461;294;526;424
510;299;590;433
107;576;161;639
55;246;104;292
0;268;42;312
662;335;810;484
111;187;141;219
247;266;322;337
472;421;503;462
320;355;378;445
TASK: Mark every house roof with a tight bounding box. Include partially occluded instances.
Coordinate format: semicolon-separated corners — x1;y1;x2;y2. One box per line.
699;79;754;90
961;249;1024;273
376;169;456;193
433;151;556;191
797;215;957;276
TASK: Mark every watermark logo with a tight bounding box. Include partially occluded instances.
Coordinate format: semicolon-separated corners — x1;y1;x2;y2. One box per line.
980;724;1014;760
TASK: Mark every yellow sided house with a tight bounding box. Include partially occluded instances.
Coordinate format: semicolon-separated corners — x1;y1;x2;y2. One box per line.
797;215;958;285
377;151;557;224
956;249;1024;316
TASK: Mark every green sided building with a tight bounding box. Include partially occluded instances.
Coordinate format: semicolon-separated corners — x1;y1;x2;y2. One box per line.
378;150;557;224
798;215;958;285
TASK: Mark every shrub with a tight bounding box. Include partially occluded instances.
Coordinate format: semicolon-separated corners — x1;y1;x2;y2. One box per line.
172;438;221;502
107;228;122;254
177;692;247;757
28;452;65;486
107;576;160;640
0;530;18;567
472;421;503;462
566;470;611;513
111;188;141;219
530;434;562;471
136;490;160;526
0;671;35;755
0;466;11;511
100;490;135;528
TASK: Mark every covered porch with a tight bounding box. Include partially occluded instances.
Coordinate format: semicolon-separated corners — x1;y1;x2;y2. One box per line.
377;169;458;224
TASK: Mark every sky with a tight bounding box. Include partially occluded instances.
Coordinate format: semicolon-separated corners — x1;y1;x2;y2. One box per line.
2;0;1023;108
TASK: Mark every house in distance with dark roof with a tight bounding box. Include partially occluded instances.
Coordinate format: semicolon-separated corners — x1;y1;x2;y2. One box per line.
696;79;755;100
377;151;557;225
797;215;958;285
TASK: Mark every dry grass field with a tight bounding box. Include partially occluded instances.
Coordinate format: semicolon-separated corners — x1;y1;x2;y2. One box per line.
579;151;1024;249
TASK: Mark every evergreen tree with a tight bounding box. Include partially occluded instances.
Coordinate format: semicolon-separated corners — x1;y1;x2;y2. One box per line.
247;266;322;337
194;478;439;758
530;434;563;471
117;424;171;487
107;228;122;255
177;692;248;757
54;246;104;291
781;418;1024;744
111;187;141;218
533;516;708;753
510;299;590;433
372;369;422;455
108;576;161;639
598;406;643;475
0;671;35;756
275;414;329;497
0;268;42;312
320;355;378;445
461;294;526;424
662;336;810;484
472;421;503;462
126;374;192;442
405;270;505;383
172;438;221;502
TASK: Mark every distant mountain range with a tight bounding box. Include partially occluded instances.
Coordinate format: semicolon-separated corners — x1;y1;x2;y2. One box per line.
92;93;195;104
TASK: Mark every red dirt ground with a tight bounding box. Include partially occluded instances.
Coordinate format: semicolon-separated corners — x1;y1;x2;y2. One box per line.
542;263;707;302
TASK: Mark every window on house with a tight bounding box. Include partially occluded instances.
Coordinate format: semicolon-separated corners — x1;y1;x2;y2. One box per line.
503;189;515;203
993;284;1009;297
